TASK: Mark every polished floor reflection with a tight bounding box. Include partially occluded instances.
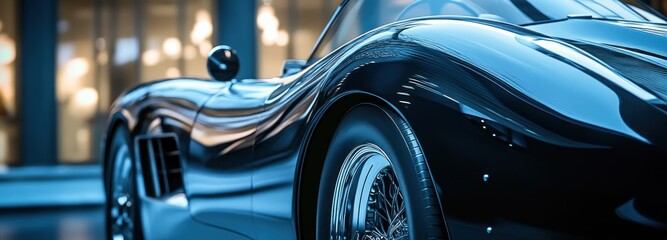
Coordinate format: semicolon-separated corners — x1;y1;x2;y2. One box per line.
0;206;103;240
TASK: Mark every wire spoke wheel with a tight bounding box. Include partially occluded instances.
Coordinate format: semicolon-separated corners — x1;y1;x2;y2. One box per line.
110;144;136;240
330;143;409;240
363;168;408;240
317;104;445;240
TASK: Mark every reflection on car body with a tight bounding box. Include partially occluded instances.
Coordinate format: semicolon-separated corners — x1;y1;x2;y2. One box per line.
104;0;667;239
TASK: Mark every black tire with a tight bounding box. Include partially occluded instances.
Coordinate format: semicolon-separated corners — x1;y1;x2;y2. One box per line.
316;103;446;239
105;127;144;240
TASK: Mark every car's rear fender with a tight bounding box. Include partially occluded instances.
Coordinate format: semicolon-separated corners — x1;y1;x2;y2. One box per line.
309;17;667;238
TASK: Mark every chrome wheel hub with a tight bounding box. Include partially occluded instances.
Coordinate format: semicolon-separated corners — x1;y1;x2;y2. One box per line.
331;143;409;240
110;144;135;240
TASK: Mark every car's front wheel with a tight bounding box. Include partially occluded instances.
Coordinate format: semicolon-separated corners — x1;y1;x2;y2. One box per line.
106;127;143;240
317;104;446;240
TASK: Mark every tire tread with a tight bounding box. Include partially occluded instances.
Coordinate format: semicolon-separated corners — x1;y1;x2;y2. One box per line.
392;113;447;239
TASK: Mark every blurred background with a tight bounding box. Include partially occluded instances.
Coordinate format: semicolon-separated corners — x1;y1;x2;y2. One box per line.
0;0;665;239
0;0;337;239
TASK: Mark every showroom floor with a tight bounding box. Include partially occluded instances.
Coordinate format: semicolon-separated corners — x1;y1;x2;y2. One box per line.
0;206;104;240
0;165;105;240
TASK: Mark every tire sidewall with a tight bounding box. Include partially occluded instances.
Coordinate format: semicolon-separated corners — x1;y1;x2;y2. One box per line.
316;103;439;240
105;127;144;240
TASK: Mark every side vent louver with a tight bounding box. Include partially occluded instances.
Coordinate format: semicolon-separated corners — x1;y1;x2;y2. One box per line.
136;134;184;198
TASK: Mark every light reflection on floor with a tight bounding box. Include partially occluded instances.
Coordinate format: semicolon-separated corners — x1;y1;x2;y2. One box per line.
0;206;103;240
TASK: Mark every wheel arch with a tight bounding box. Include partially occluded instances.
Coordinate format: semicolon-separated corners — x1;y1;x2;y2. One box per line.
293;25;523;236
102;105;182;195
295;89;448;239
102;103;161;191
102;112;132;195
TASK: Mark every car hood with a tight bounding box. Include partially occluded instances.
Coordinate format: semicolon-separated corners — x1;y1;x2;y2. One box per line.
525;19;667;102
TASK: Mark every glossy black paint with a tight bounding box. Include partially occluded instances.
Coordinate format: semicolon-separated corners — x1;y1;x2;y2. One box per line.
104;4;667;240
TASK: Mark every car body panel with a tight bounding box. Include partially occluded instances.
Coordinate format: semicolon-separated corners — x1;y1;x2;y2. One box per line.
302;17;667;238
104;7;667;240
186;80;280;238
525;19;667;59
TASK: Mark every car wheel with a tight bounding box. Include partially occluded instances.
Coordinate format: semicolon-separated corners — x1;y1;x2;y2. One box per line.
106;127;143;240
317;103;446;240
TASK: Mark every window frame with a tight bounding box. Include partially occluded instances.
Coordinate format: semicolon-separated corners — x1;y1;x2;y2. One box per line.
306;0;349;65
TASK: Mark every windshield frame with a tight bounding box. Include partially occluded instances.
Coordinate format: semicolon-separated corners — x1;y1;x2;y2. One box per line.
306;0;350;65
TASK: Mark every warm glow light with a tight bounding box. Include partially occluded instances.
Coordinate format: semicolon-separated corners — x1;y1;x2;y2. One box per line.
64;57;90;79
73;88;99;108
71;87;99;119
257;3;289;47
166;67;180;78
0;35;16;65
184;45;197;60
0;20;3;32
97;51;108;65
190;10;213;44
276;30;289;47
196;9;211;22
0;65;9;85
142;49;161;66
57;74;81;103
162;37;182;58
198;41;212;57
0;65;14;115
261;28;278;46
257;4;278;30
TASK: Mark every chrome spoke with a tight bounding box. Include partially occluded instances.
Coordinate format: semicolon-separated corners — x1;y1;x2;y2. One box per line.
365;168;408;239
330;144;409;240
110;144;135;240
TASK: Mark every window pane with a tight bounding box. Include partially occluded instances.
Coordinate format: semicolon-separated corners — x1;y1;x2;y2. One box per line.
142;0;180;81
57;0;97;163
184;0;215;77
141;0;214;81
55;0;215;164
294;0;337;59
109;0;140;100
257;0;336;78
0;0;18;166
257;0;290;78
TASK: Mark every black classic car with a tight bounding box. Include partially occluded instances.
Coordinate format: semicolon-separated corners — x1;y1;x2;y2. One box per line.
104;0;667;239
